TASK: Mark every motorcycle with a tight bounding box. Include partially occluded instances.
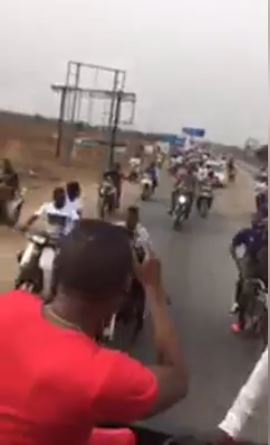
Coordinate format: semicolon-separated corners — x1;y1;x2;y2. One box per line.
233;275;268;348
241;278;268;347
98;182;116;219
140;174;154;201
128;167;140;183
15;230;59;298
197;185;213;218
228;167;236;183
0;186;26;226
172;193;189;230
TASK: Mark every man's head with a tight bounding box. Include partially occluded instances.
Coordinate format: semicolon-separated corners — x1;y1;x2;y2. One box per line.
66;181;81;201
54;219;133;326
53;187;66;209
126;206;139;233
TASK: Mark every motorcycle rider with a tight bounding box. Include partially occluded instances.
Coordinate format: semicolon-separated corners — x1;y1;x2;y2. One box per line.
0;158;19;191
144;161;159;191
230;213;268;332
125;206;153;337
227;155;236;180
196;160;208;182
168;165;196;217
0;158;20;220
126;205;153;253
196;170;214;211
99;172;117;210
128;156;141;182
107;162;123;208
255;183;268;219
0;219;188;444
22;187;79;237
66;181;83;216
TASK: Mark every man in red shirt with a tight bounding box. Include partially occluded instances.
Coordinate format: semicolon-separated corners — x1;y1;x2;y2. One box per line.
0;219;188;445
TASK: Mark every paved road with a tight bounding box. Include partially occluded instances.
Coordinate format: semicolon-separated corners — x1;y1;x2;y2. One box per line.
0;165;266;443
131;168;267;443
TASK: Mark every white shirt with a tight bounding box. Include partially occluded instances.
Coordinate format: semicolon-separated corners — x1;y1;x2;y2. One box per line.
35;202;79;236
115;221;153;257
129;157;141;168
134;223;153;255
66;196;83;215
219;348;268;439
197;166;208;182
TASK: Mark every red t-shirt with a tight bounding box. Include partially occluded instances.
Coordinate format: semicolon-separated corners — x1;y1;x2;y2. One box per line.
0;291;158;445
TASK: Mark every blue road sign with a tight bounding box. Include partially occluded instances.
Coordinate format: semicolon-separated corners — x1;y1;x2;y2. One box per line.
182;127;206;138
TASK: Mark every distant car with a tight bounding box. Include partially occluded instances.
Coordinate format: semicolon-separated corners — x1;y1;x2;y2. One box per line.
206;160;227;187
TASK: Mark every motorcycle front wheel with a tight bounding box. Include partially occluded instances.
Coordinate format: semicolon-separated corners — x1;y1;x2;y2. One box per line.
173;211;184;231
198;198;209;218
141;186;150;201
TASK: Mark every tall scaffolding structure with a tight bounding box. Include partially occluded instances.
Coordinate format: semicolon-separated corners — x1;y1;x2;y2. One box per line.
51;61;136;166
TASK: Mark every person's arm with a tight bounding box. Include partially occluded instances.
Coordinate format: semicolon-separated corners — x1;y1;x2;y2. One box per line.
21;204;45;231
132;255;188;416
218;348;268;441
94;256;188;424
143;259;188;415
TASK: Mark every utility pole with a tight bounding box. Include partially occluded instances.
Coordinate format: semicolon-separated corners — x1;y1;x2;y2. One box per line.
107;70;119;128
109;90;122;168
70;63;81;123
55;86;67;158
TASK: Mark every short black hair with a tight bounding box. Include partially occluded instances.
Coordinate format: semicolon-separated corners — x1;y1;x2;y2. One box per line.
55;219;133;300
53;187;66;209
66;181;81;200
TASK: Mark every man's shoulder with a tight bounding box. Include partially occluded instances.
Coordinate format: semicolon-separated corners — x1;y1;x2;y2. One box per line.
0;290;40;319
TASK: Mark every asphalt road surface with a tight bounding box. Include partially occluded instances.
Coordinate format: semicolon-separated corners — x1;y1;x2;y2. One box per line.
0;164;266;443
131;168;267;443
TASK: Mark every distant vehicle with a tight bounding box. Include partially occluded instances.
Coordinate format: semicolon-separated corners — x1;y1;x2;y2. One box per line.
206;160;227;187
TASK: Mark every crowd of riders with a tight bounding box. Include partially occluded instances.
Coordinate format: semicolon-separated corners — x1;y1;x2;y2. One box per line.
0;152;267;445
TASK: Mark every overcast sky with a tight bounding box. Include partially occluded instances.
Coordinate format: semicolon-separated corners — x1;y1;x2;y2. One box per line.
0;0;267;145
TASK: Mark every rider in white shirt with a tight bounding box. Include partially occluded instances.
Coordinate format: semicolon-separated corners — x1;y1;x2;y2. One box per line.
22;187;79;236
197;160;208;182
125;205;153;256
66;181;83;216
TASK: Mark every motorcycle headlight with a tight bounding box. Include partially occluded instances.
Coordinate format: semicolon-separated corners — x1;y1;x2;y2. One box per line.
30;234;47;245
179;195;187;204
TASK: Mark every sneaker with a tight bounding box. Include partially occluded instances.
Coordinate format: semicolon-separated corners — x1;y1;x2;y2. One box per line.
231;323;243;334
230;302;239;314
